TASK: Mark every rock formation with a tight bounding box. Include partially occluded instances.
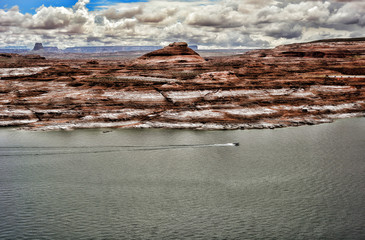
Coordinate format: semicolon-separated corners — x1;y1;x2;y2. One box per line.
0;38;364;130
134;42;205;64
33;43;44;51
0;53;46;68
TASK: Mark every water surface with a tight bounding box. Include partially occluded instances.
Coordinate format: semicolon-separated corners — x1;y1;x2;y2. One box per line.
0;118;364;239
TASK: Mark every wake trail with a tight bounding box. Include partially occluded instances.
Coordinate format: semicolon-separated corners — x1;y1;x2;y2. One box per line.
0;143;239;156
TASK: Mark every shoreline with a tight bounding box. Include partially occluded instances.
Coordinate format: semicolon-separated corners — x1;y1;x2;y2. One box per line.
13;113;364;131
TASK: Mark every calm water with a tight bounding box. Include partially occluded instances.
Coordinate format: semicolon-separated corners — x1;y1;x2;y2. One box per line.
0;118;364;239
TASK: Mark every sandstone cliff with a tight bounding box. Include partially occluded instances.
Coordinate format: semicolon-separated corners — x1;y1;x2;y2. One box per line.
0;39;364;130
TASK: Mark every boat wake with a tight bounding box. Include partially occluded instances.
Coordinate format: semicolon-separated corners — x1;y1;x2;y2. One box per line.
0;143;239;156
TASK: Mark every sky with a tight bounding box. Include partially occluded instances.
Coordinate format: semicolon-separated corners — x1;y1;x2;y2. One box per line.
0;0;364;49
0;0;147;13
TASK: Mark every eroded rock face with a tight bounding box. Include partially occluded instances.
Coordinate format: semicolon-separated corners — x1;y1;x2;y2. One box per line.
0;38;364;130
0;53;46;68
134;42;205;64
273;41;365;59
193;71;239;84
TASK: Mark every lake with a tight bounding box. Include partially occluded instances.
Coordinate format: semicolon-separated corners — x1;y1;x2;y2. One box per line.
0;118;364;239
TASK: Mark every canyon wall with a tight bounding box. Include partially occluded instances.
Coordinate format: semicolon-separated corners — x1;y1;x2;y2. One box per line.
0;40;364;130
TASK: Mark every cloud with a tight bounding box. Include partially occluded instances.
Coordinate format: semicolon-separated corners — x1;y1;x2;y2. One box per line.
333;0;362;2
20;0;93;35
74;0;90;11
136;10;170;23
87;36;103;42
25;6;72;29
264;23;303;39
103;7;143;20
0;0;364;49
0;6;29;27
328;1;365;26
185;4;245;28
256;1;330;24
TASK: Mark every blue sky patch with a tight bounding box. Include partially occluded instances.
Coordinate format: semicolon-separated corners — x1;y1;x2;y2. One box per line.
1;0;148;13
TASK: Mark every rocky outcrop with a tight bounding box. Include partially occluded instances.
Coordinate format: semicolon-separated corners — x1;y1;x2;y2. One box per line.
33;43;44;51
275;40;364;58
134;42;205;64
0;53;46;68
0;38;364;130
33;43;43;51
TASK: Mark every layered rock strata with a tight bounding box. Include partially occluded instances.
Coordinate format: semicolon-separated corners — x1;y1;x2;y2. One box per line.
0;40;364;130
134;42;205;64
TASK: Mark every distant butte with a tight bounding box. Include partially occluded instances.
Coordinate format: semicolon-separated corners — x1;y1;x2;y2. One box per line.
33;43;44;51
135;42;205;64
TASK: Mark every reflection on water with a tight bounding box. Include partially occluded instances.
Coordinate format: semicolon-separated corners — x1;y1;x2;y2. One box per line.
0;118;365;239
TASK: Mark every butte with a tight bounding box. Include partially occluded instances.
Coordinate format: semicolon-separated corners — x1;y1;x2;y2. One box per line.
134;42;205;65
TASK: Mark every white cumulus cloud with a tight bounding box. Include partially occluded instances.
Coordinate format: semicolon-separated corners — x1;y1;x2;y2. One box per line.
0;0;364;49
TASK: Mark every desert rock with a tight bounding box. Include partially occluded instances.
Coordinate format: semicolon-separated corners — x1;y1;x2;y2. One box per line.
0;38;364;130
134;42;205;64
33;43;44;51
